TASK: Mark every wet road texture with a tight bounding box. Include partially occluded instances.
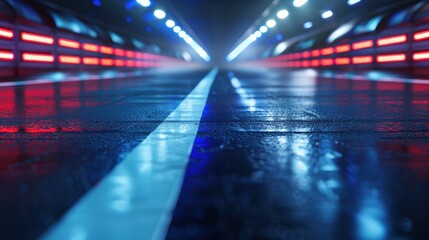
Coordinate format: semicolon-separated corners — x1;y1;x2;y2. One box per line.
1;67;429;240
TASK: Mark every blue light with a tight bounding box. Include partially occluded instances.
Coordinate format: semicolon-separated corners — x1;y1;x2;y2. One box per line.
93;0;101;7
304;22;313;29
126;17;133;23
137;0;151;7
348;0;361;5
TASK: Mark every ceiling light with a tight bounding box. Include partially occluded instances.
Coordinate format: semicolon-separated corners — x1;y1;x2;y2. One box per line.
136;0;151;7
260;26;268;33
293;0;308;8
348;0;361;5
254;31;262;38
178;30;186;38
266;19;277;28
226;34;258;62
304;22;313;29
154;9;166;19
277;9;289;19
321;10;333;19
173;26;181;33
166;20;175;28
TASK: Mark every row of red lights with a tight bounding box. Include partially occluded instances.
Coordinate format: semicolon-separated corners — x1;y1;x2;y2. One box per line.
266;51;429;68
0;27;169;62
267;30;429;64
1;51;156;67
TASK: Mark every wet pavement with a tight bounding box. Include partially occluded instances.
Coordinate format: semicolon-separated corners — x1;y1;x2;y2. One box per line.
1;67;429;239
0;69;206;240
167;69;429;240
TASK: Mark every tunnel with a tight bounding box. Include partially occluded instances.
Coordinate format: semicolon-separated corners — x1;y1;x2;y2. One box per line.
1;0;429;239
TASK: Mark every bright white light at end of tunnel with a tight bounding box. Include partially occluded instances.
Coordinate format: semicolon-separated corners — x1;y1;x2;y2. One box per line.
166;20;175;28
136;0;151;7
304;22;313;29
154;9;166;19
173;26;181;33
260;26;268;33
277;9;289;19
266;19;277;28
348;0;361;5
322;10;333;19
293;0;308;8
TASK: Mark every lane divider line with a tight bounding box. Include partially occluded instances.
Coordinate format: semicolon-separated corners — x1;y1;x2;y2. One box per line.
41;68;218;240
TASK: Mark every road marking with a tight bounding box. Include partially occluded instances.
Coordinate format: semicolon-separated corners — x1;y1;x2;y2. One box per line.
41;68;218;240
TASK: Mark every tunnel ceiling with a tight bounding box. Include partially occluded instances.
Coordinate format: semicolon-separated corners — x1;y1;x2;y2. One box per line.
166;0;274;63
41;0;420;63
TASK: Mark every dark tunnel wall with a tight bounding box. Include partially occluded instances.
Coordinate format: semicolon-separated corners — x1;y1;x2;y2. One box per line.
249;1;429;77
0;0;196;79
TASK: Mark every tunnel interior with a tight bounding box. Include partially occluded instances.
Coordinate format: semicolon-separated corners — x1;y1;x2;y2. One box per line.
1;0;429;240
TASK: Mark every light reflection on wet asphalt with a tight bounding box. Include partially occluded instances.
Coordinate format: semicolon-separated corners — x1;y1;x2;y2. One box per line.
167;69;429;240
0;70;207;240
1;67;429;240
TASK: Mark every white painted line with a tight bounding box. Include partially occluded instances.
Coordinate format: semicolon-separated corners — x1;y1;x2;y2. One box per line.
41;68;218;240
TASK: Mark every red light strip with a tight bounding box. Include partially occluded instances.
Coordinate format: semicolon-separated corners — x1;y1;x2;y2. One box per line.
22;53;54;62
126;51;136;58
115;59;125;66
126;60;135;67
82;43;99;52
321;47;334;56
100;46;113;54
59;55;81;64
0;50;14;60
377;34;407;46
321;59;334;66
335;57;350;65
335;44;351;53
21;32;54;45
311;60;320;67
352;40;373;50
302;51;310;59
137;53;145;59
0;27;13;39
83;57;99;65
302;60;310;67
115;48;125;57
377;53;406;63
58;38;80;49
101;58;113;66
414;30;429;41
413;51;429;61
311;50;320;57
352;56;373;64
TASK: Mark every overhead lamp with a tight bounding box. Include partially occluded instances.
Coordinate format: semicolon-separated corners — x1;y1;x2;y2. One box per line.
154;9;166;19
178;30;187;38
260;26;268;33
321;10;333;19
293;0;308;8
304;22;313;29
348;0;361;5
266;19;277;28
166;20;175;28
277;9;289;19
254;31;262;38
226;34;258;62
136;0;151;7
173;26;181;33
